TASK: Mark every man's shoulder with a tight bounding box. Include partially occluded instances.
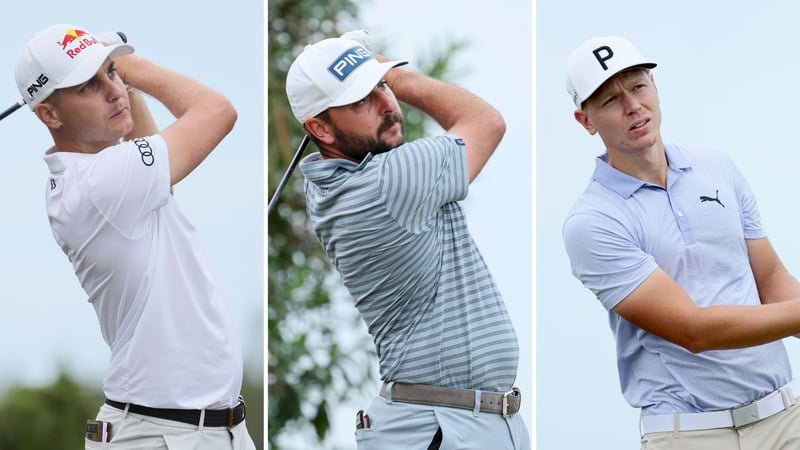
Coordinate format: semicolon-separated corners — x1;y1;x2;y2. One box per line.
667;142;730;163
379;135;466;170
563;179;634;233
405;134;464;149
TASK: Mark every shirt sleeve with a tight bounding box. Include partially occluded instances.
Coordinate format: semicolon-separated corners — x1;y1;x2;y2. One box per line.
86;135;171;237
379;134;469;233
725;154;765;240
563;208;659;311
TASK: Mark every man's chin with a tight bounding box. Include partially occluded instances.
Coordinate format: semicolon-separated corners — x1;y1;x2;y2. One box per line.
385;132;406;148
374;137;405;155
118;122;135;139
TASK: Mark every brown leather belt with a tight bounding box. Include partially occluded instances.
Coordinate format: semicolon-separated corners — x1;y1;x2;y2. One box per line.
380;382;522;417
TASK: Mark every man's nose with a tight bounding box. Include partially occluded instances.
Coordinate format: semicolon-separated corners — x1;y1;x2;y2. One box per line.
621;92;642;114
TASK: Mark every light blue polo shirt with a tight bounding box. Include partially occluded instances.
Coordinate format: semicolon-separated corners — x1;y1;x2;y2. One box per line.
563;143;792;415
301;134;519;393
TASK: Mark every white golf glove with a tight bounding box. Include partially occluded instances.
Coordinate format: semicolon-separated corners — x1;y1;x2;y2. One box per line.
96;31;127;45
340;29;371;49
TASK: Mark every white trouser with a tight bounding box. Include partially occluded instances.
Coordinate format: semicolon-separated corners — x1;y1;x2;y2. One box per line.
84;403;256;450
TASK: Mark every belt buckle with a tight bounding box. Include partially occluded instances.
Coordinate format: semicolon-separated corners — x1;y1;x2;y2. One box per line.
731;401;760;428
502;388;518;418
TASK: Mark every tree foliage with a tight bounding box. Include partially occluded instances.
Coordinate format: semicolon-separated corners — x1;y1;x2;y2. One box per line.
0;371;263;450
267;1;469;447
267;3;364;448
0;372;101;450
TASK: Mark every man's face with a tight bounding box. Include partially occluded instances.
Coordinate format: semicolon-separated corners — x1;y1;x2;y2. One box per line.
43;59;133;152
576;69;662;157
324;80;405;161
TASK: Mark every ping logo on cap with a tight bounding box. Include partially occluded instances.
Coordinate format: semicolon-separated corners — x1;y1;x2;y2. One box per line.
26;73;49;99
592;45;614;71
58;28;99;59
328;46;373;81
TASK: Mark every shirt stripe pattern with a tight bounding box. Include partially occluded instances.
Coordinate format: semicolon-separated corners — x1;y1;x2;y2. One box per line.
301;135;518;392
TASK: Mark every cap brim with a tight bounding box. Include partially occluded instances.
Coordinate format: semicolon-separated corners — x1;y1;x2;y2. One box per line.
581;62;657;106
327;59;408;108
59;43;135;89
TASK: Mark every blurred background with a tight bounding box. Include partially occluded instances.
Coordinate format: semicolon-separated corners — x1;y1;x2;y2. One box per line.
267;0;532;448
0;2;264;448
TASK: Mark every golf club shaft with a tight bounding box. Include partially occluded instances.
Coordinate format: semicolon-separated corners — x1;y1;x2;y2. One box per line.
267;135;310;216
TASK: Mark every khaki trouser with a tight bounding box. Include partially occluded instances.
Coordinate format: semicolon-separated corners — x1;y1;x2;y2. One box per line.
641;403;800;450
84;403;257;450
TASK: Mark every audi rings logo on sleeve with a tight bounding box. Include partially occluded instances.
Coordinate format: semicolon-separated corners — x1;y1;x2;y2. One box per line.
133;138;155;166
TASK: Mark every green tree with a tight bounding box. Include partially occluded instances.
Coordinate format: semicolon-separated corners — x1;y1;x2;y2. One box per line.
267;3;365;448
267;1;468;448
0;371;263;450
0;371;102;450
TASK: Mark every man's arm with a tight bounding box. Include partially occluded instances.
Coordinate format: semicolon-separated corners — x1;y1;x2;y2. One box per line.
747;237;800;304
747;237;800;337
613;263;800;353
123;88;158;141
112;54;237;186
379;56;505;183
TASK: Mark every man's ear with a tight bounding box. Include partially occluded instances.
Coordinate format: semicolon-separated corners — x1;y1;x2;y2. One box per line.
574;109;597;135
649;71;658;93
304;117;336;145
34;102;62;130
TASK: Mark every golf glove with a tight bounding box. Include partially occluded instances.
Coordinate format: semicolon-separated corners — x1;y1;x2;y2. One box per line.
341;29;371;49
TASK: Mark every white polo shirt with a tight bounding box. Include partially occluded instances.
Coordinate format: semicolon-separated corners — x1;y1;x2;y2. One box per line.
44;135;243;409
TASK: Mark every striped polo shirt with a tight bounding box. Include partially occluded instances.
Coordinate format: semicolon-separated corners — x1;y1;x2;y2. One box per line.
300;134;519;393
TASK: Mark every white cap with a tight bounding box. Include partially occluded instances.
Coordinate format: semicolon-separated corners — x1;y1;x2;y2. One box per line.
15;24;134;109
286;37;407;124
566;36;656;108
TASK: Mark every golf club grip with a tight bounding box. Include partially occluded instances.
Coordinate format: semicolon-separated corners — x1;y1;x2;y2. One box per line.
0;101;24;121
268;136;310;216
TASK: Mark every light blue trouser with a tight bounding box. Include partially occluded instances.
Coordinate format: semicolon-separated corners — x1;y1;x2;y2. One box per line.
355;394;531;450
84;403;257;450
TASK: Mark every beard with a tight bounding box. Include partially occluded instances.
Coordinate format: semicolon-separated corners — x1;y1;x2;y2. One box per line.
334;111;405;161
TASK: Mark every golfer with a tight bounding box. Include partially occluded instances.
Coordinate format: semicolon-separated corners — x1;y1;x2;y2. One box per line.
15;24;256;449
285;35;530;449
563;35;800;449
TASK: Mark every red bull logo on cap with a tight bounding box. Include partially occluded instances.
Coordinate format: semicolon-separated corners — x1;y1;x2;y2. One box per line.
59;28;87;49
57;28;99;59
327;46;373;81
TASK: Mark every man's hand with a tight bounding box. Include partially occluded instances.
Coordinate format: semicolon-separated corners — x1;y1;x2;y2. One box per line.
112;53;236;186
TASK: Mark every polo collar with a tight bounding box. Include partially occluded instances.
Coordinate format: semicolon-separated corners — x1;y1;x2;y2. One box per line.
592;143;693;198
